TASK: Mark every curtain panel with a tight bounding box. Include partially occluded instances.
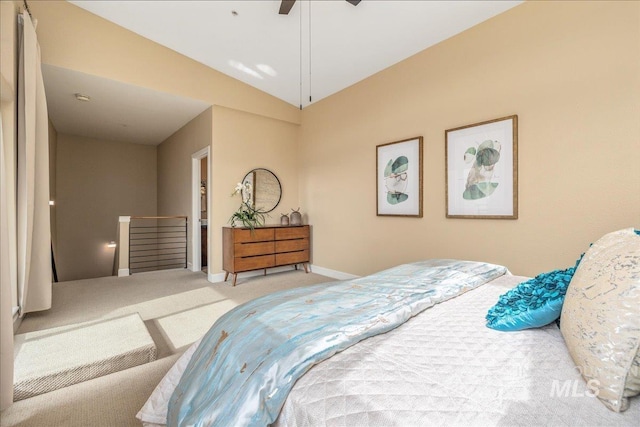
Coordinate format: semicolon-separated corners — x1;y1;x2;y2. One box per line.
0;9;52;410
16;10;51;316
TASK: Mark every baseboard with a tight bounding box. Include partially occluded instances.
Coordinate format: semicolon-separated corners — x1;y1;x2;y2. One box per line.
310;265;359;280
117;268;130;277
208;272;225;283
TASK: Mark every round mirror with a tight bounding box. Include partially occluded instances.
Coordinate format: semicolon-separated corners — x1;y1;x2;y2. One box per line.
241;168;282;213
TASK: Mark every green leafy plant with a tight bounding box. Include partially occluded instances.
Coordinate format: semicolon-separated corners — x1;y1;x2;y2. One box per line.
229;182;267;231
229;202;266;231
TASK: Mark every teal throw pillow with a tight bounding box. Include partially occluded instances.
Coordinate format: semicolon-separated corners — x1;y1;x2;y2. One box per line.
486;256;582;332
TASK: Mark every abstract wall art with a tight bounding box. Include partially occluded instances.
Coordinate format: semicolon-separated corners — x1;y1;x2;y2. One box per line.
376;137;423;217
446;115;518;219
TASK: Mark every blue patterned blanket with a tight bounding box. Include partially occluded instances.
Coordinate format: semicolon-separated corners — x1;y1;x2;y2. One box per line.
167;259;507;426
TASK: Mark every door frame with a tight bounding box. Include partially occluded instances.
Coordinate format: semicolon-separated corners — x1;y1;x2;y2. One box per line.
191;146;210;274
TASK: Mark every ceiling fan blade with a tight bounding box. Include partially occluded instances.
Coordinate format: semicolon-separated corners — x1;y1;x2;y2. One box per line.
279;0;296;15
346;0;361;5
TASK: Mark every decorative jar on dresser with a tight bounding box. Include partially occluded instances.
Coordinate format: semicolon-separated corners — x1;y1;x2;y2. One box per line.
222;225;310;286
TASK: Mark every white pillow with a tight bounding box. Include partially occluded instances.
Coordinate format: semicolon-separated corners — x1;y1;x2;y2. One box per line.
560;228;640;412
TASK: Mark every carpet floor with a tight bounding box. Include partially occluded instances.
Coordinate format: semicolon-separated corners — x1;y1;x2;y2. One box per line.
1;268;334;427
14;313;157;401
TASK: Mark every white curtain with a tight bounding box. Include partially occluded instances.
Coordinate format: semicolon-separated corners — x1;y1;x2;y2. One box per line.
0;10;52;410
16;10;51;317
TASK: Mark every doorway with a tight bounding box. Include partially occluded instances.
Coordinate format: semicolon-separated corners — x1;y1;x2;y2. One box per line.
191;147;210;276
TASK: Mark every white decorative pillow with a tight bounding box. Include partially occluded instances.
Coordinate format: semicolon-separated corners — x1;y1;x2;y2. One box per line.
560;228;640;412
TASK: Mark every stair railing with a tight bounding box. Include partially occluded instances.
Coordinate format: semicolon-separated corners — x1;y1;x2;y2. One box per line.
116;216;188;276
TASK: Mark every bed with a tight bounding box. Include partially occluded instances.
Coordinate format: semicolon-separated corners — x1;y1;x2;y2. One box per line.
137;229;640;426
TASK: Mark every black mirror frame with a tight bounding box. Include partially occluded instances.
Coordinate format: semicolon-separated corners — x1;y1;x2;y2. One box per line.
242;168;282;213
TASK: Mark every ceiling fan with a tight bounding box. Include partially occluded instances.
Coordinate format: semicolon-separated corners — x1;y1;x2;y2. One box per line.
279;0;361;15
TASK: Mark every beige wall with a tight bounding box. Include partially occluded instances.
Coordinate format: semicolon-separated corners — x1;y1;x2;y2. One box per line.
56;135;157;281
299;0;640;277
156;105;300;274
27;1;304;277
127;102;301;275
157;107;212;267
210;106;300;273
24;0;640;280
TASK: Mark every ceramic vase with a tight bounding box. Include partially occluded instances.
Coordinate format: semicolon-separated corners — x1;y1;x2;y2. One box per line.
290;208;302;225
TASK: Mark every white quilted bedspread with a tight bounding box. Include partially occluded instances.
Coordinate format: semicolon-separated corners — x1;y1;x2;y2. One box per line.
274;275;639;427
139;275;639;427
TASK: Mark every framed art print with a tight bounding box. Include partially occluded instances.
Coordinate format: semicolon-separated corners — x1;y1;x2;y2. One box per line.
376;136;423;217
445;115;518;219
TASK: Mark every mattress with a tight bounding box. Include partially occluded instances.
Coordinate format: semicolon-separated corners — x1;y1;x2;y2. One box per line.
139;275;639;426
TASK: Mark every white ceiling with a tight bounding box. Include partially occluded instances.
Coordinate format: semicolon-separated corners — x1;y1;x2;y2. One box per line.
45;0;523;145
42;64;211;145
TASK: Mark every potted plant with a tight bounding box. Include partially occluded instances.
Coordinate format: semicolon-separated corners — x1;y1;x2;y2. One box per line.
228;182;267;232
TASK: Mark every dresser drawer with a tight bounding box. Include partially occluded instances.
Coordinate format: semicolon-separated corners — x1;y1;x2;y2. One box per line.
223;225;311;285
275;226;308;240
234;255;275;272
276;250;309;266
235;242;275;257
234;228;275;243
275;239;309;253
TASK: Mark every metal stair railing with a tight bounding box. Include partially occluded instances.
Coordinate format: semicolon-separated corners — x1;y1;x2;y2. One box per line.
128;216;187;274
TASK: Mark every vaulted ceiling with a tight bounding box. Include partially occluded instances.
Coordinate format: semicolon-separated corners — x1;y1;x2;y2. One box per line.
45;1;522;144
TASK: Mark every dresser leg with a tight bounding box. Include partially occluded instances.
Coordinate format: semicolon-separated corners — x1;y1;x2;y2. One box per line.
224;272;229;281
303;263;309;273
232;274;237;286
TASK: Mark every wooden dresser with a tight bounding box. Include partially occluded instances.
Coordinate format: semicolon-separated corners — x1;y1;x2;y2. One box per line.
222;225;310;286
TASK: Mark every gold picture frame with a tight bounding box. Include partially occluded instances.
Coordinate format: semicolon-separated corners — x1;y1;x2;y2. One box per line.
445;115;518;219
376;136;423;217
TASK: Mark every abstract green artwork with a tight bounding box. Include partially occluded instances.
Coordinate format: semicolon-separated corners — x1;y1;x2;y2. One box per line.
377;137;423;217
446;116;518;219
384;155;409;204
463;139;501;200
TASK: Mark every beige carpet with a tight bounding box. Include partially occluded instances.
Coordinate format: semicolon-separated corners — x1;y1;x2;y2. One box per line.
1;268;334;427
14;313;157;401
